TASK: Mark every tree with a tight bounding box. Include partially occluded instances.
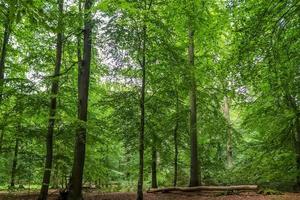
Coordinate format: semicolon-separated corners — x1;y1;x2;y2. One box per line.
223;95;233;168
151;139;158;189
67;0;94;199
0;1;13;154
10;129;19;187
230;0;300;189
173;91;179;187
38;0;64;199
187;0;200;187
0;0;299;196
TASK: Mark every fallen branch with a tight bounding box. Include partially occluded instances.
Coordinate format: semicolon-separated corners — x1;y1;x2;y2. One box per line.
147;185;258;193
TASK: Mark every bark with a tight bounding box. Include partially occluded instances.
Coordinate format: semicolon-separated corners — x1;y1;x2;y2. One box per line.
0;12;11;153
67;0;93;199
137;24;147;200
151;146;157;189
77;0;82;102
295;116;300;188
223;96;233;168
0;12;11;101
188;23;199;187
173;94;179;187
147;185;258;193
125;147;131;180
0;127;4;153
286;94;300;189
10;137;19;187
38;1;64;199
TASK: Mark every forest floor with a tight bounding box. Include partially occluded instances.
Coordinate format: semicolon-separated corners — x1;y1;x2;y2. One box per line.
0;191;300;200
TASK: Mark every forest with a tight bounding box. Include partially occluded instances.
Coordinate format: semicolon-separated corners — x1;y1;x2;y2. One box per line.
0;0;299;200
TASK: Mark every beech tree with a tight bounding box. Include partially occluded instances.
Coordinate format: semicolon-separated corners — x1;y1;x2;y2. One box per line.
67;0;94;199
39;0;64;199
0;0;299;199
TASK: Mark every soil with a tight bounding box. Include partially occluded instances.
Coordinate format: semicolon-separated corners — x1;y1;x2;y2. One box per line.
0;191;299;200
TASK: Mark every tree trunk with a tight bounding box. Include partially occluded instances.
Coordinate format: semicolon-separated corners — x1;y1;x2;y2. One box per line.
77;0;82;102
295;116;300;188
223;96;233;168
38;1;64;199
67;0;93;199
151;146;157;189
0;127;4;153
0;13;11;101
137;24;146;200
125;147;131;180
286;94;300;189
188;22;200;187
10;137;19;187
173;93;179;187
0;12;11;154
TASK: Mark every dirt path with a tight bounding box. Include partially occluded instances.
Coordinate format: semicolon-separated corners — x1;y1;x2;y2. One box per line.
0;191;299;200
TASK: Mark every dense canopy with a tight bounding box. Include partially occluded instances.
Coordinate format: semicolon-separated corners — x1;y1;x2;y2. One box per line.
0;0;299;200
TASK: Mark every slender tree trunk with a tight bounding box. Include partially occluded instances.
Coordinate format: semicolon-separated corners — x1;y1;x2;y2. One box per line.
151;146;157;189
0;14;11;101
173;94;179;187
295;116;300;188
125;147;131;180
286;94;300;189
77;0;82;100
38;1;64;199
0;127;4;153
137;24;147;200
0;12;11;154
10;137;19;187
68;0;93;199
188;23;200;187
223;96;233;168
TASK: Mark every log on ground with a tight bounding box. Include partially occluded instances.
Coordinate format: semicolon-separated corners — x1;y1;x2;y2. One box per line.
147;185;258;193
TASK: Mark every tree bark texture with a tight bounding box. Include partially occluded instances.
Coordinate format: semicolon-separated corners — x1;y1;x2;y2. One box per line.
173;93;179;187
10;138;19;187
0;11;11;101
188;22;200;187
137;24;147;200
223;96;233;168
68;0;93;199
151;146;158;189
38;0;64;199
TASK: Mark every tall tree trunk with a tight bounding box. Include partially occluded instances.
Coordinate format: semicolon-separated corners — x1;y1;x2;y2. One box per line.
0;13;11;101
295;116;300;188
68;0;93;199
77;0;82;101
125;146;131;180
38;1;64;199
223;96;233;168
188;23;200;187
0;12;11;155
173;93;179;187
286;94;300;189
10;137;19;187
151;146;157;189
0;127;4;153
137;24;146;200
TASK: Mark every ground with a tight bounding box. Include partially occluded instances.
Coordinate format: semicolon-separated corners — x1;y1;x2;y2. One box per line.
0;191;300;200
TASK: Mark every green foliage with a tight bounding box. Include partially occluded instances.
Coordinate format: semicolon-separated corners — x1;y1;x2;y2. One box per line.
0;0;299;193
